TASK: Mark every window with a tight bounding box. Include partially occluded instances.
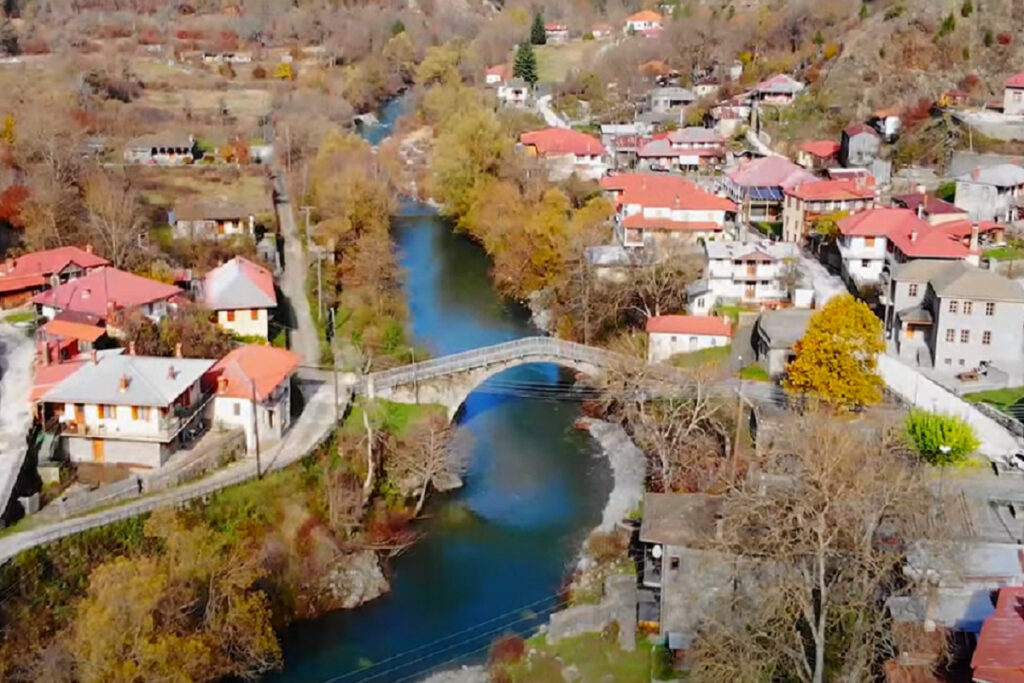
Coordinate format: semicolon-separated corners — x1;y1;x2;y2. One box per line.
945;358;952;365
96;404;104;419
908;283;918;297
959;358;966;366
140;407;150;421
670;556;680;571
964;301;973;315
267;410;275;428
983;331;992;345
961;330;970;343
945;329;955;342
670;335;678;342
865;237;876;247
131;406;139;420
226;310;235;322
861;259;870;268
986;302;996;316
250;309;259;320
948;300;958;313
233;402;241;417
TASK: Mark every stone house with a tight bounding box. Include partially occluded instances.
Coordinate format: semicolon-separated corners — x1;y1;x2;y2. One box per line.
648;86;696;114
885;259;1024;371
954;163;1024;222
753;308;814;378
123;132;195;165
171;199;258;240
839;123;881;168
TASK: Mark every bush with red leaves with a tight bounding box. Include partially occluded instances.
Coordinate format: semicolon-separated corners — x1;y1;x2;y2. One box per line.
175;29;203;41
20;37;49;55
0;185;29;227
997;32;1013;46
138;27;162;45
488;635;526;668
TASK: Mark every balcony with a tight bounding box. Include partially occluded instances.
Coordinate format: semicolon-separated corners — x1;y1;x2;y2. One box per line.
60;394;211;443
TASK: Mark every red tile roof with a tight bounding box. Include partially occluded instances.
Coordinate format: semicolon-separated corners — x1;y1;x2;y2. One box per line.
892;193;965;216
844;122;881;138
204;345;303;402
0;246;109;278
727;156;818;189
606;173;735;211
627;10;662;22
887;217;973;259
799;140;840;158
32;267;182;318
937;219;1005;239
838;208;929;238
786;179;876;202
646;315;733;337
40;318;105;343
0;274;45;294
1006;72;1024;89
485;64;512;80
520;128;605;157
971;586;1024;683
31;358;88;402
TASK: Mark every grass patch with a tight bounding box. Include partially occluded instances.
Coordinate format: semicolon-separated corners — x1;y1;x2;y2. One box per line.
3;310;35;324
963;386;1024;414
985;246;1024;261
754;221;783;238
135;167;274;214
504;633;657;683
671;344;731;368
534;41;598;83
343;398;446;439
739;364;771;381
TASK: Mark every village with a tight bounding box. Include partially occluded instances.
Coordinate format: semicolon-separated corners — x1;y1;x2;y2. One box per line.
1;0;1024;681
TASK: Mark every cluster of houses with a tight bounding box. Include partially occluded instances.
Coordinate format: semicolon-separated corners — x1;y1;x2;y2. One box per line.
0;244;297;472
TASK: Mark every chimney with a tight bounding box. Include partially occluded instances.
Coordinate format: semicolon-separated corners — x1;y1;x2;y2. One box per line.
970;223;980;251
174;342;183;358
910;229;918;243
217;375;228;395
972;166;981;181
128;341;136;356
84;243;93;254
81;288;91;299
118;374;129;391
90;349;97;364
167;364;176;379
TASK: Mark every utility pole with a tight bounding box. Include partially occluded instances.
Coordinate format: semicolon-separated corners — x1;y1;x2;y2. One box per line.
332;332;340;424
251;377;262;479
300;204;313;241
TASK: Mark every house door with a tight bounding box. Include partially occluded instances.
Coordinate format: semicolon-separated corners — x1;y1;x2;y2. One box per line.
91;439;105;463
745;284;756;299
74;403;84;424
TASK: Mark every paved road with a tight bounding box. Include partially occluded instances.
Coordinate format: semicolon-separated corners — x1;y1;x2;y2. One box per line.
0;380;343;565
273;168;320;365
0;324;34;521
535;95;569;129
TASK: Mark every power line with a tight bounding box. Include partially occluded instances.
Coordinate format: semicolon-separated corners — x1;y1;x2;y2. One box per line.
319;596;566;683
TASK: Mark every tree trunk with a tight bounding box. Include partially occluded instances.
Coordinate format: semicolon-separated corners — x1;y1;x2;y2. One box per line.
362;408;374;502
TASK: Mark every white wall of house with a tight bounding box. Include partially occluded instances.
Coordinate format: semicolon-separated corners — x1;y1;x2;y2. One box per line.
211;383;292;453
838;235;887;286
485;73;503;86
1004;86;1024;116
954;180;1020;222
648;331;729;363
706;257;789;302
173;216;255;240
216;308;269;339
57;379;201;440
543;153;609;181
65;436;167;469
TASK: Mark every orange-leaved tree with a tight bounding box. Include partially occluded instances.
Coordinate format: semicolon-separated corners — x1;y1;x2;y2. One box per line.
783;293;884;410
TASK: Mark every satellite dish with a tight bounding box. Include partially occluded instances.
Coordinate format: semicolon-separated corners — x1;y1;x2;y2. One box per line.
652;544;663;559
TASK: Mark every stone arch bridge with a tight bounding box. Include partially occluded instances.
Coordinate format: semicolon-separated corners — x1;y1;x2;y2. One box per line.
360;337;622;417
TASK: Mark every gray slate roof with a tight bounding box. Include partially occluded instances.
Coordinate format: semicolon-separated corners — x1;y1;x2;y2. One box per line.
44;355;215;407
892;258;963;284
756;309;815;349
930;262;1024;302
639;492;722;546
956;163;1024;188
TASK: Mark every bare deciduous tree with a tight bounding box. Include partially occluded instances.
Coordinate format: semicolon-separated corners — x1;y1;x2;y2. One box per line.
385;413;469;516
690;412;937;683
83;170;146;269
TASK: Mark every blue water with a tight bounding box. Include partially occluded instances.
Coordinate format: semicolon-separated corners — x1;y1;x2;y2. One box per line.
267;96;611;683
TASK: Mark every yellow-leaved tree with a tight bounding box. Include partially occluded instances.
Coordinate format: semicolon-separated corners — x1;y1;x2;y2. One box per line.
783;293;884;410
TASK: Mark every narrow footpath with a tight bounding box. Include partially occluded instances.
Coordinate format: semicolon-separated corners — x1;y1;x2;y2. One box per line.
273;167;321;365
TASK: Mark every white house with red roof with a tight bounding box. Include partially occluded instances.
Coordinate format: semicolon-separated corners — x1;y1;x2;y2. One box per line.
752;74;805;106
32;266;182;326
1004;72;1024;116
591;22;613;40
624;10;662;34
544;22;569;44
520;128;607;180
203;256;277;339
646;315;732;363
484;64;512;86
600;173;736;247
722;156;819;222
0;245;110;309
782;178;876;243
204;345;302;453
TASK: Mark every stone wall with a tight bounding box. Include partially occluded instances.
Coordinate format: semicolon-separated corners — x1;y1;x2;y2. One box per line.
546;574;637;652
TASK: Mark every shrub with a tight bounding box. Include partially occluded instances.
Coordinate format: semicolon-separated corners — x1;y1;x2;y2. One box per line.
252;65;267;79
20;37;49;54
489;634;526;667
884;4;905;20
585;530;628;563
997;31;1013;46
903;410;980;466
983;29;994;47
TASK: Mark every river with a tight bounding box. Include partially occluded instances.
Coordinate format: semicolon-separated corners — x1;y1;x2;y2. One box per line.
266;98;613;682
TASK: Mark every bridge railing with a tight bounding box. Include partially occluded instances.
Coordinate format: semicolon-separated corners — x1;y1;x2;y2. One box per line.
363;336;620;392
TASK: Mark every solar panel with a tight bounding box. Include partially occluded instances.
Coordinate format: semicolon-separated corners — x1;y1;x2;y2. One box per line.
748;186;784;201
